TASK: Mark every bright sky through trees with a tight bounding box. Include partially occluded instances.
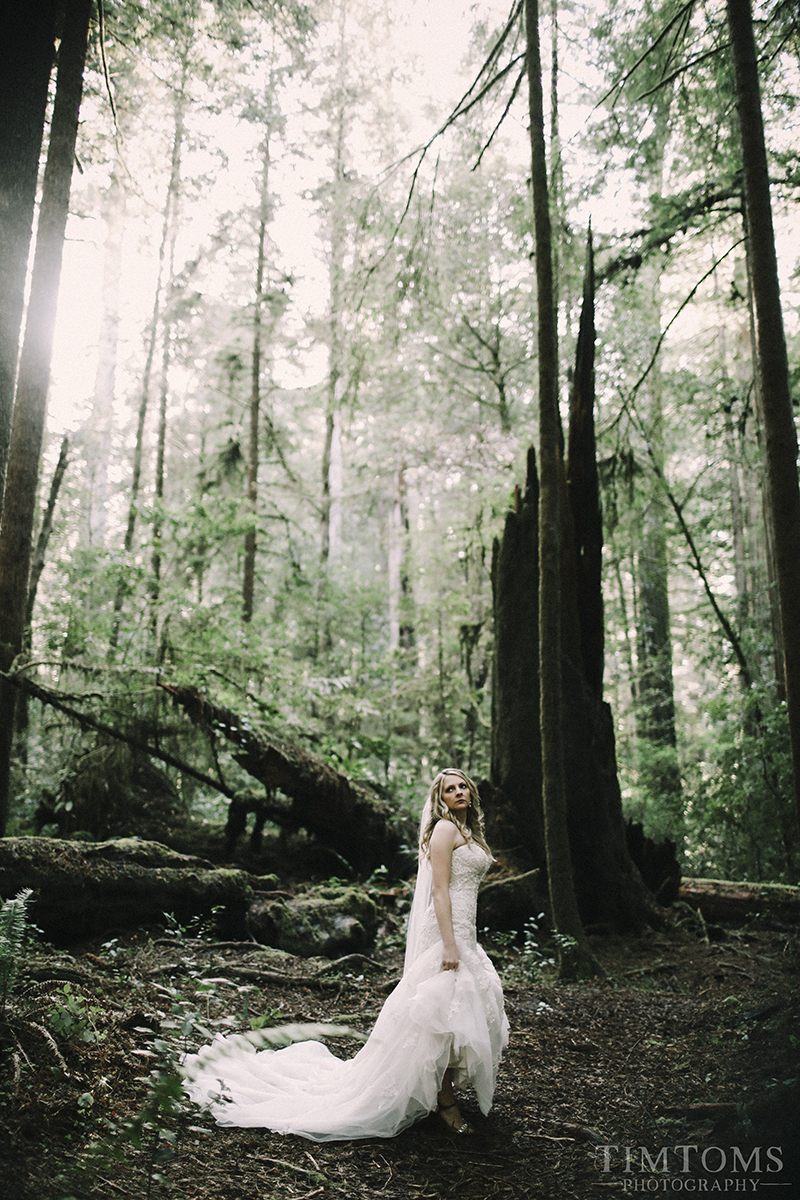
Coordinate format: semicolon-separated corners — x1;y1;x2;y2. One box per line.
48;0;490;432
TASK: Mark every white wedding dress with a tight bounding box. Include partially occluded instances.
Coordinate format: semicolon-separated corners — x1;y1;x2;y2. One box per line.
181;842;508;1141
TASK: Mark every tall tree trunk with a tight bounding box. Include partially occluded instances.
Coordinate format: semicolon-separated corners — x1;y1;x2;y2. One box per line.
525;0;599;980
149;313;172;645
0;0;60;511
634;81;682;829
87;163;125;549
0;0;92;836
723;396;749;633
744;221;784;694
566;228;603;701
26;435;70;631
548;0;563;315
712;279;749;634
15;435;70;753
388;466;414;653
243;127;272;623
320;0;348;572
727;0;800;844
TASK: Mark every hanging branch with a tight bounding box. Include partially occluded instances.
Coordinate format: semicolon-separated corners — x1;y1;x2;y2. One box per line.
357;1;525;295
597;240;753;685
597;183;743;283
618;391;753;686
473;64;527;170
2;670;238;798
634;43;730;101
625;239;744;406
96;0;119;133
597;0;696;108
643;444;752;686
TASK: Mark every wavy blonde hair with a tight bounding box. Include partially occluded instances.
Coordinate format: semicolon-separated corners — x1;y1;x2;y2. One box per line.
419;768;491;858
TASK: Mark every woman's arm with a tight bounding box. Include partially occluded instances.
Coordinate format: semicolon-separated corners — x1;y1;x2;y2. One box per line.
430;820;460;970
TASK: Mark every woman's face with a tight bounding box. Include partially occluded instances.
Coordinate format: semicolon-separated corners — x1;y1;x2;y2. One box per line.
441;773;470;816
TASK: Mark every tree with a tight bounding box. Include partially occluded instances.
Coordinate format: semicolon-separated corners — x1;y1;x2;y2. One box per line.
726;0;800;845
242;121;273;623
490;238;661;935
525;0;600;979
0;0;93;835
0;0;61;509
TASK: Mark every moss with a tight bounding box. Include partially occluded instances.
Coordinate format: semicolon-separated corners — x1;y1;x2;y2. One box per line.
251;886;380;958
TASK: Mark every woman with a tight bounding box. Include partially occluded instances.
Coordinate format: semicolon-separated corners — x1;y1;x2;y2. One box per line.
181;769;508;1140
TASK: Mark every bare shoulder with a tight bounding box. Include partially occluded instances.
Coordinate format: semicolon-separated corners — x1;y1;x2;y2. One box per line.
429;819;461;852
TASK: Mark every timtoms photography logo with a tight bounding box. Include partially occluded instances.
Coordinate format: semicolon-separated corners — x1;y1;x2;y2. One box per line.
598;1145;787;1192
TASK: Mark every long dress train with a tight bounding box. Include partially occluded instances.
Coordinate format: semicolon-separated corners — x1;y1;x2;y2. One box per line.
181;841;509;1141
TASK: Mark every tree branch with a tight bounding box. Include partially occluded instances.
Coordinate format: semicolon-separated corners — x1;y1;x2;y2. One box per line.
3;671;238;798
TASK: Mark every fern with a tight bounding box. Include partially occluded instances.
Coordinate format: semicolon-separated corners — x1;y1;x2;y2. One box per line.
0;888;33;1006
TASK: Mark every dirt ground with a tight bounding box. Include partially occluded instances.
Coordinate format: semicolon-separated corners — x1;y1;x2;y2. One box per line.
1;915;798;1200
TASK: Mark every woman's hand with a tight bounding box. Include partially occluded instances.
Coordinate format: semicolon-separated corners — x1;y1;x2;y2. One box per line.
441;944;459;972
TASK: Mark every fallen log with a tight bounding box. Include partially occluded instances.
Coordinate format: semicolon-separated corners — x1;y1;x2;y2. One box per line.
0;837;253;943
678;877;800;925
160;683;415;873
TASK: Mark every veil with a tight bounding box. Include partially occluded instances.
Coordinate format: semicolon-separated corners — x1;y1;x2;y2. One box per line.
403;796;433;973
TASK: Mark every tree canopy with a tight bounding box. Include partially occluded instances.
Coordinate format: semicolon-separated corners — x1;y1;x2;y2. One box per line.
0;0;798;887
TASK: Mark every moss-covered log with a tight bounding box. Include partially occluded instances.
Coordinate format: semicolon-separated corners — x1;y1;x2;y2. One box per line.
0;837;253;943
678;877;800;925
160;683;414;874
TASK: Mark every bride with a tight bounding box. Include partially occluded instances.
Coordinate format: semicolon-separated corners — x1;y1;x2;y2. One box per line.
181;768;509;1140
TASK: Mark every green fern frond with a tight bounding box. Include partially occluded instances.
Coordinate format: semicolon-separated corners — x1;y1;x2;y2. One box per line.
0;888;34;1005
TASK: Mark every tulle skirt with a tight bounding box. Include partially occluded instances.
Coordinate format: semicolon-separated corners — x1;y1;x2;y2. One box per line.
181;935;508;1141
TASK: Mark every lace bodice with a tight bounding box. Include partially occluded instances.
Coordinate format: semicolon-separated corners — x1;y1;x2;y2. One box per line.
417;841;490;952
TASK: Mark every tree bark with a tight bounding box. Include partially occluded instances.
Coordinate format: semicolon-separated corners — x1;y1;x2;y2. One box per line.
525;0;600;979
26;435;70;630
743;225;784;693
490;449;543;858
243;124;272;623
14;435;70;751
86;163;125;549
727;0;800;844
0;0;60;510
388;466;414;652
150;49;191;649
489;231;661;936
0;0;92;836
319;0;349;576
566;228;603;702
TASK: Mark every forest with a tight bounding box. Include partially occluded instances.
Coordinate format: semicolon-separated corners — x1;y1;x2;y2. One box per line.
1;0;799;1197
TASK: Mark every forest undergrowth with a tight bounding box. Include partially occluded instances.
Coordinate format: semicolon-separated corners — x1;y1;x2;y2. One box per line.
1;912;799;1200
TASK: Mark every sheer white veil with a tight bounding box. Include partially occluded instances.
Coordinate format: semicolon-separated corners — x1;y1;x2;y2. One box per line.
403;795;433;973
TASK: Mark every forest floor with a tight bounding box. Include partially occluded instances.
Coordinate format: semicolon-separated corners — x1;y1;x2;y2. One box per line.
1;914;799;1200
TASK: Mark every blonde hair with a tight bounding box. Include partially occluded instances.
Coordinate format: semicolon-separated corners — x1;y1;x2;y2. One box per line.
419;768;491;858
